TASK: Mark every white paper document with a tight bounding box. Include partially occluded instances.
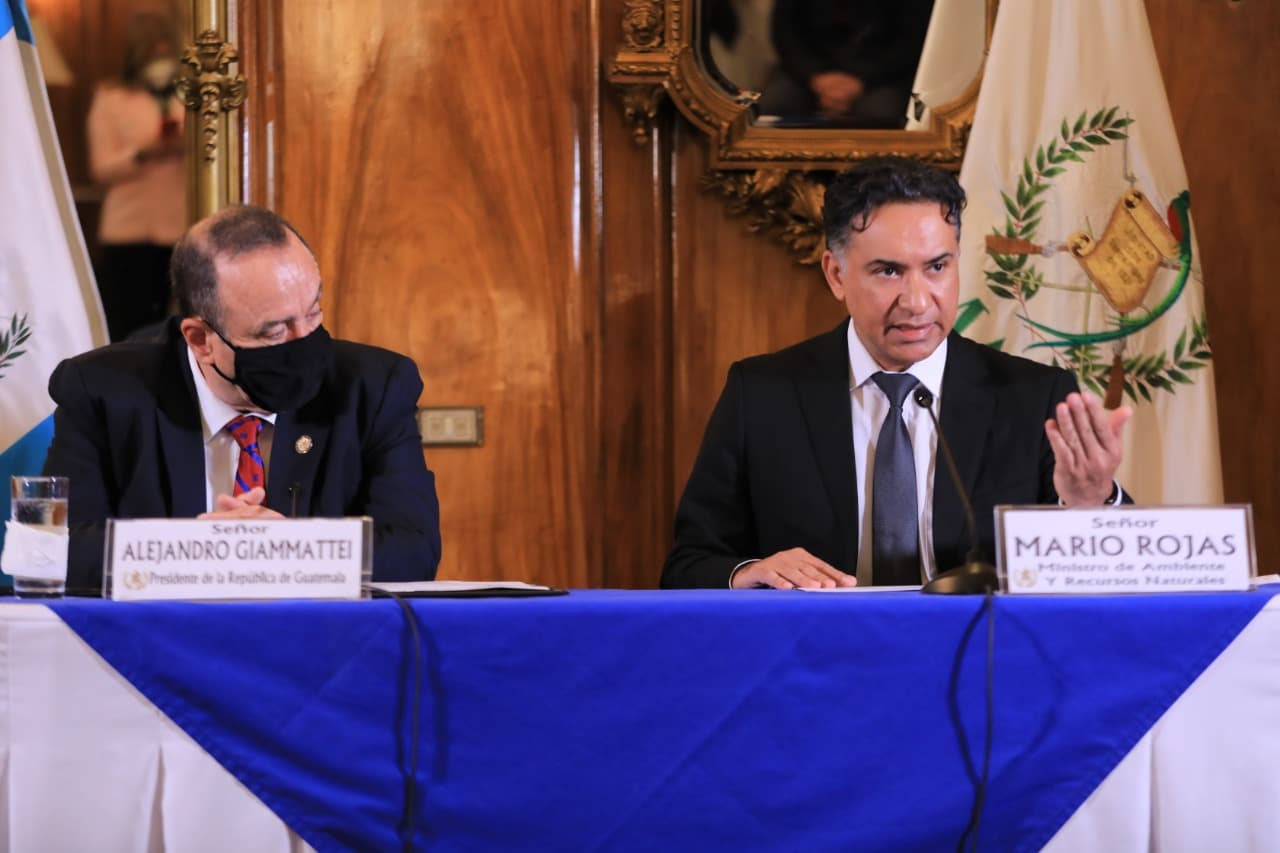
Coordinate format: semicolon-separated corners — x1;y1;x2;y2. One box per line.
796;585;921;593
368;580;558;595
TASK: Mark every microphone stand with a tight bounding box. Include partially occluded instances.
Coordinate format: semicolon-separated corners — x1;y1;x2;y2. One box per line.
912;386;998;595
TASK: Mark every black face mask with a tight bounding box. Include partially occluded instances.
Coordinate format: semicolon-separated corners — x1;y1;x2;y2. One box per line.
207;323;334;412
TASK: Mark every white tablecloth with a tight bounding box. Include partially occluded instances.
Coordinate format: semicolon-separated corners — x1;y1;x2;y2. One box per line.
0;603;311;853
2;598;1277;851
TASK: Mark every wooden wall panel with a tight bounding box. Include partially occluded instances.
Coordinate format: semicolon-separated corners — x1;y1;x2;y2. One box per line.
1145;0;1280;568
272;0;601;586
668;127;845;506
598;0;674;588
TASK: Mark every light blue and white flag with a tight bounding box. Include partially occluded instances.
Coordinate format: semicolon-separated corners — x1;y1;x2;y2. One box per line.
0;0;108;568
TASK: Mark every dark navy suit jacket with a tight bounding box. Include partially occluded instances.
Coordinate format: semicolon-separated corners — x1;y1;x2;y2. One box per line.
662;322;1097;588
45;322;441;594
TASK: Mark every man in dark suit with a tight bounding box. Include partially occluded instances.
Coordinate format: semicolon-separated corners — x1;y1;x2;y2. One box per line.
662;157;1131;590
45;205;441;594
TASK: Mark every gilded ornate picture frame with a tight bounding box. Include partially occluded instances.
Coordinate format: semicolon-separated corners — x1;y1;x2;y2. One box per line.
609;0;999;262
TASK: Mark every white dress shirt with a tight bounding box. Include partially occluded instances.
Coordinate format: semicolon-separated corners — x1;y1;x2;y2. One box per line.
847;324;947;585
186;347;276;512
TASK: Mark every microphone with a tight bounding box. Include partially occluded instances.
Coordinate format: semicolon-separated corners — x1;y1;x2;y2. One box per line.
912;385;997;595
288;482;303;519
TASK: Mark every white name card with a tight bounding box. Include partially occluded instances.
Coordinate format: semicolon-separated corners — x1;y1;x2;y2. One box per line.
996;505;1255;594
104;517;372;601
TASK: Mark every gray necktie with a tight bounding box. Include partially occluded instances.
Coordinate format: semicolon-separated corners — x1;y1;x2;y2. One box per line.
871;372;920;586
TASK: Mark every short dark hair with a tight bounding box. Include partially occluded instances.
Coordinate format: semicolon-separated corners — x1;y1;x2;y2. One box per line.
171;205;313;328
823;156;967;254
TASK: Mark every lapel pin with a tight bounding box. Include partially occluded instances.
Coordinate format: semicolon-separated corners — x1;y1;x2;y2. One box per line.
295;435;314;454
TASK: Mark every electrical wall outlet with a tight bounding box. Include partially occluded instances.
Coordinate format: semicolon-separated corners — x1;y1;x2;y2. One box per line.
417;407;484;447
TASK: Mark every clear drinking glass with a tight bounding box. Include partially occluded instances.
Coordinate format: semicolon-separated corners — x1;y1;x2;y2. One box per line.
6;476;70;598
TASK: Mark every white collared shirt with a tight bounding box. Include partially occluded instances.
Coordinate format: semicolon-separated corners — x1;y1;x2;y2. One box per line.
846;323;947;585
186;347;277;512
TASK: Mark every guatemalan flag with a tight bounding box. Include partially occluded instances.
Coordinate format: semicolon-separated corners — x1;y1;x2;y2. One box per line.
956;0;1222;504
0;0;108;573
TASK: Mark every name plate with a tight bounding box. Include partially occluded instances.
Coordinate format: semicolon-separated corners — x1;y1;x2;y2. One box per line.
996;505;1255;594
104;517;372;601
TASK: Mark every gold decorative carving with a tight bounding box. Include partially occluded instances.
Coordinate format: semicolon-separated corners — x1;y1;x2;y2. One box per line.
621;0;664;50
175;28;247;164
702;170;828;265
611;62;675;75
619;84;667;145
609;0;997;262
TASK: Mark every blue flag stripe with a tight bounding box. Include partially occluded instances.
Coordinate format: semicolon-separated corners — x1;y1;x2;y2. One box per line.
2;0;33;44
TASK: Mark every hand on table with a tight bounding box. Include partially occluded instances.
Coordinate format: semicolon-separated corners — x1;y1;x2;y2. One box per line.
731;548;856;589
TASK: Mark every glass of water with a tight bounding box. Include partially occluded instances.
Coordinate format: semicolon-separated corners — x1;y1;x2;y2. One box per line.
5;476;70;598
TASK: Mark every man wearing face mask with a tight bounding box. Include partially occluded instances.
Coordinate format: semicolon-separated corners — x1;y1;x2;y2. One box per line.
44;205;442;594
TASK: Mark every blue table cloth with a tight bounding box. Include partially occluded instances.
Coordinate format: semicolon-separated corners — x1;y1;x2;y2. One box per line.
48;588;1276;852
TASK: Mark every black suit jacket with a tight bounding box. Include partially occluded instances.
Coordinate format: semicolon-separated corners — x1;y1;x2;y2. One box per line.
662;322;1092;588
45;322;441;593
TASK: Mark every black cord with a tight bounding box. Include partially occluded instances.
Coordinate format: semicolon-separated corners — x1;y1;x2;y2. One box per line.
958;591;996;852
367;585;424;853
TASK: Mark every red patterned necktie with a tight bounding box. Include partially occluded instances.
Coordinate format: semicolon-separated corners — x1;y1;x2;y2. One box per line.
226;415;265;496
